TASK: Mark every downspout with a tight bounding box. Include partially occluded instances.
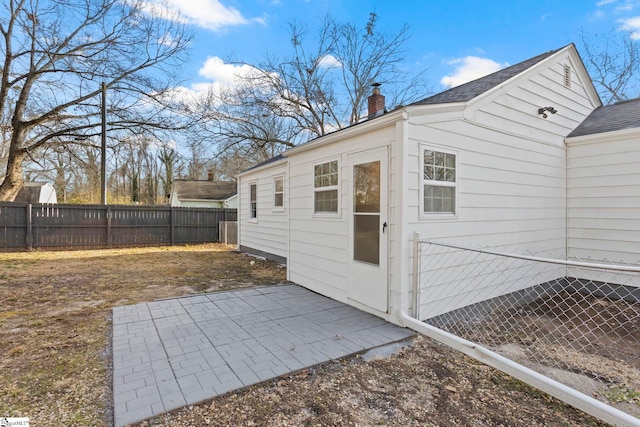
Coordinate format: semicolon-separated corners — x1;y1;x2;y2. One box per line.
399;242;640;427
391;110;410;324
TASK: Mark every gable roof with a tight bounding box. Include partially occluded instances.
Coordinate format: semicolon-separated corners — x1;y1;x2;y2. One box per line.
15;182;53;203
567;97;640;138
172;180;237;201
412;47;564;106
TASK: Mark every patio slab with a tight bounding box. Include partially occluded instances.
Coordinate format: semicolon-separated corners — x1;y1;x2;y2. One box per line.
112;284;414;427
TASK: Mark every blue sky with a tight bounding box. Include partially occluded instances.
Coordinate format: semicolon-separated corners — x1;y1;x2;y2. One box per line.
150;0;640;98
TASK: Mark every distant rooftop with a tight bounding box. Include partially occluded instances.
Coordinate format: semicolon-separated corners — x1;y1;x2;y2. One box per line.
172;180;236;201
568;97;640;138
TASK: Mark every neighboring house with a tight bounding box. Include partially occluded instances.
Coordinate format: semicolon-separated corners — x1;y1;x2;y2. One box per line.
15;182;57;203
169;180;237;208
237;44;639;324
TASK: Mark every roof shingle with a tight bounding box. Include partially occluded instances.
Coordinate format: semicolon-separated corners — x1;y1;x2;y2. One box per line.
568;97;640;138
412;47;563;106
172;180;237;201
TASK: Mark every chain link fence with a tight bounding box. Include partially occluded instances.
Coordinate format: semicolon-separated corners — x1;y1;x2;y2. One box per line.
415;239;640;418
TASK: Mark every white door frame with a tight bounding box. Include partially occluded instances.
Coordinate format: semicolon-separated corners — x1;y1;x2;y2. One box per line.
347;146;389;313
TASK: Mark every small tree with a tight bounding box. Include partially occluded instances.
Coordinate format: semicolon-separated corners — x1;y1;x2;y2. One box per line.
0;0;192;200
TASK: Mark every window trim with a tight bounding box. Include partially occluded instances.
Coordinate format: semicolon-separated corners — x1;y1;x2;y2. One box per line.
313;158;340;217
273;174;285;212
420;145;458;219
248;180;258;223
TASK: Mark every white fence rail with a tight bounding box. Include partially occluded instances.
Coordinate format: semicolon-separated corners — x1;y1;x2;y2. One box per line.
412;236;640;426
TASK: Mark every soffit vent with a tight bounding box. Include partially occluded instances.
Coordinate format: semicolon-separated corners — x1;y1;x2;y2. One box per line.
563;64;571;88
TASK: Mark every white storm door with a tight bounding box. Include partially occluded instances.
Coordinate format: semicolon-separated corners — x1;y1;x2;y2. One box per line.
347;146;388;312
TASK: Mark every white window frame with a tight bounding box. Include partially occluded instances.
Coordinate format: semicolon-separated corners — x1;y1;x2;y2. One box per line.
248;181;258;222
313;158;340;217
273;174;285;212
420;145;458;219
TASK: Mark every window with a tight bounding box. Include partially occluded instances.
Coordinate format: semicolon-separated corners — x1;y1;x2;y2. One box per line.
314;160;339;213
423;148;456;215
274;176;284;209
249;182;257;219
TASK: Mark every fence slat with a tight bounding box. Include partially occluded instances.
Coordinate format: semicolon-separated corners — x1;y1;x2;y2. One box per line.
0;202;237;251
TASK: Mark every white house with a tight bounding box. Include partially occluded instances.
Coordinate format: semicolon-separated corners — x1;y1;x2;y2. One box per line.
169;180;237;208
237;44;638;325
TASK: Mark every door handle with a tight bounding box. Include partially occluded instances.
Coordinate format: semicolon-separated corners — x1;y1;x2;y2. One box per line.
382;221;387;233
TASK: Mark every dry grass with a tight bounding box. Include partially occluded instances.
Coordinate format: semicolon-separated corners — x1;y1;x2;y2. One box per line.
0;244;286;426
0;244;608;426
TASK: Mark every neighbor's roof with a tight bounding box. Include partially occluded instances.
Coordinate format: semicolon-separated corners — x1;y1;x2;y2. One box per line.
567;97;640;138
14;182;49;203
412;47;564;106
172;180;237;201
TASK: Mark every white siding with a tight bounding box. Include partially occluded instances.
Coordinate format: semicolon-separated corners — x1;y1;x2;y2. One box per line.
287;125;396;310
238;162;288;262
567;131;640;263
409;50;598;320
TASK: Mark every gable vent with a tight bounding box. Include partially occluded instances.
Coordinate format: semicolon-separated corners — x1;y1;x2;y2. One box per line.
563;64;571;88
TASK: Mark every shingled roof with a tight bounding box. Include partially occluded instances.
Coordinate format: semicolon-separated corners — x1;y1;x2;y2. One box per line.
412;47;564;106
567;97;640;138
172;180;237;201
15;182;56;203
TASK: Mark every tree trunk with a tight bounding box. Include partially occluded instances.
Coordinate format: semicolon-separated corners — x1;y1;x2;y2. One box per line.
0;149;25;201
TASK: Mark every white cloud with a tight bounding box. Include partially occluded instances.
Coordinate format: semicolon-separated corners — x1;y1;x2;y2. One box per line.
318;54;342;69
198;56;261;82
597;0;617;6
141;0;262;31
619;16;640;39
168;56;274;106
440;56;507;88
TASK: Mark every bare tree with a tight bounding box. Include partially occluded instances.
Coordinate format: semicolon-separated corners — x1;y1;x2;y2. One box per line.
203;13;428;165
0;0;192;200
158;147;180;202
579;30;640;104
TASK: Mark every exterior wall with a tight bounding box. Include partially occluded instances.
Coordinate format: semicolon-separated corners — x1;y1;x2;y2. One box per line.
39;184;57;203
567;130;640;263
286;123;396;316
224;194;238;209
408;50;599;320
173;200;224;208
237;162;289;264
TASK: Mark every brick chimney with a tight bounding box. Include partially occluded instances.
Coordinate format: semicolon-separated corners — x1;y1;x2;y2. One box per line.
207;170;215;181
367;83;385;119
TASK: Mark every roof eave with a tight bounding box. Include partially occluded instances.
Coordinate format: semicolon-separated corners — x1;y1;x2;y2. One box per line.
284;108;407;157
565;126;640;144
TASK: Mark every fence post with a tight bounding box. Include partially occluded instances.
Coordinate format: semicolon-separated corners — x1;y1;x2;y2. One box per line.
26;204;33;251
412;231;420;319
106;205;112;249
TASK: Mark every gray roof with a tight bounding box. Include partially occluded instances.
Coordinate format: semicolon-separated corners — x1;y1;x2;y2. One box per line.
568;97;640;138
413;47;564;106
172;180;236;201
15;182;48;203
241;154;285;174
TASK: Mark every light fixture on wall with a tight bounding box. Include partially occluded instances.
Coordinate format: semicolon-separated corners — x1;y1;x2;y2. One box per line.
538;106;557;119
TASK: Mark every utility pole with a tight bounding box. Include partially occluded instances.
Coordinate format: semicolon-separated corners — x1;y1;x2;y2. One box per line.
101;82;107;205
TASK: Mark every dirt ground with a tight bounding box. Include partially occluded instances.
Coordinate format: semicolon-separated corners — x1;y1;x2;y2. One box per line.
0;244;614;426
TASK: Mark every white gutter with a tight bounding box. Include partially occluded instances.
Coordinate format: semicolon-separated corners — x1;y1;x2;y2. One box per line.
401;242;640;426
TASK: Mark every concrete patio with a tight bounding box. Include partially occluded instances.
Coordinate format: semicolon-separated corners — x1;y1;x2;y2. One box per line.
112;284;415;427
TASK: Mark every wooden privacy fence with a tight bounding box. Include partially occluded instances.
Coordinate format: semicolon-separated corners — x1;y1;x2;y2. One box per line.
0;203;237;251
